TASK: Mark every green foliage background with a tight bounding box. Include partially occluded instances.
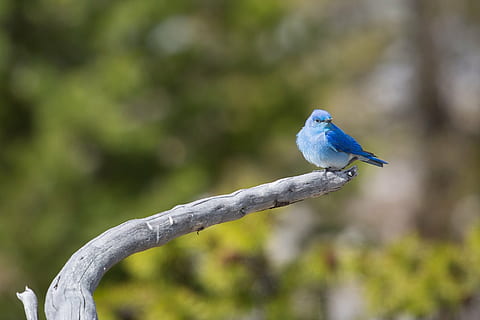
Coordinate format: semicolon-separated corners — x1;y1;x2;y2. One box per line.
1;0;480;319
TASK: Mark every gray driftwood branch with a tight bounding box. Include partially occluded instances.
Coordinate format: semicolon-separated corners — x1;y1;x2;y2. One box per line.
17;286;38;320
17;167;357;320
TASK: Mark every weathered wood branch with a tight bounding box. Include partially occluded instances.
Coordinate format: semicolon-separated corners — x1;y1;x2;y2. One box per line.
17;286;38;320
18;167;357;319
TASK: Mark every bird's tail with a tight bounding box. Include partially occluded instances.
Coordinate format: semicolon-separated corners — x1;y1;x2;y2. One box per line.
358;151;388;168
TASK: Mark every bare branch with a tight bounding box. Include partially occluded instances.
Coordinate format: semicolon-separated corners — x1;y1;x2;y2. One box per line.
17;286;39;320
38;167;357;319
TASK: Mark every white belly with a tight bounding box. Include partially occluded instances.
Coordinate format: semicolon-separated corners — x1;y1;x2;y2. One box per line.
297;130;352;169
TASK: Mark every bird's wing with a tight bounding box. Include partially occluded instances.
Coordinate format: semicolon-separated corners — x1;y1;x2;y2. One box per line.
325;125;365;155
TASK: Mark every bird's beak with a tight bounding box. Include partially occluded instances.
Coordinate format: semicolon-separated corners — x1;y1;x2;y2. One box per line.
325;119;332;123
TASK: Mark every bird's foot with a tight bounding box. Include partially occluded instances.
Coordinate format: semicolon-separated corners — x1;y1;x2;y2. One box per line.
321;167;341;178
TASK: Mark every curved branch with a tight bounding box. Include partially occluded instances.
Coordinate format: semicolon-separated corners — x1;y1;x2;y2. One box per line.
33;167;357;319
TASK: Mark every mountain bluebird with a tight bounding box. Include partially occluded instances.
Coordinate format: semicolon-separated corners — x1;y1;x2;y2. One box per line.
296;109;388;170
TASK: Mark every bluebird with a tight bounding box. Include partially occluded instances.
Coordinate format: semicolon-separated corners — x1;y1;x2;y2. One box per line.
296;109;388;170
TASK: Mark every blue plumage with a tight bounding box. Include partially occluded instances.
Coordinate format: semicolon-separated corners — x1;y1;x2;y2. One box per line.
296;109;388;170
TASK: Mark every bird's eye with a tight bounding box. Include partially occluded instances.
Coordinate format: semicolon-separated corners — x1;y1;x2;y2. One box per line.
314;119;321;123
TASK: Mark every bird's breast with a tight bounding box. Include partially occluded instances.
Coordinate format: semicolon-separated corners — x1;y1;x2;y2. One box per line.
296;129;350;169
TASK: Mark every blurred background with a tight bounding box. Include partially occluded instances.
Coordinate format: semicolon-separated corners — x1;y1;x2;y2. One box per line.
1;0;480;319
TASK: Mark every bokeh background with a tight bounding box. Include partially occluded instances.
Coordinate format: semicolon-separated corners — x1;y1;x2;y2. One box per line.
1;0;480;319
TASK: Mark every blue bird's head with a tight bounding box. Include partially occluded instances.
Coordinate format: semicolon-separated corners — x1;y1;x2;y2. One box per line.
306;109;332;128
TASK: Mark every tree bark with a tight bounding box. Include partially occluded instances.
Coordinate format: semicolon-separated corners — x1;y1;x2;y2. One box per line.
17;167;357;320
